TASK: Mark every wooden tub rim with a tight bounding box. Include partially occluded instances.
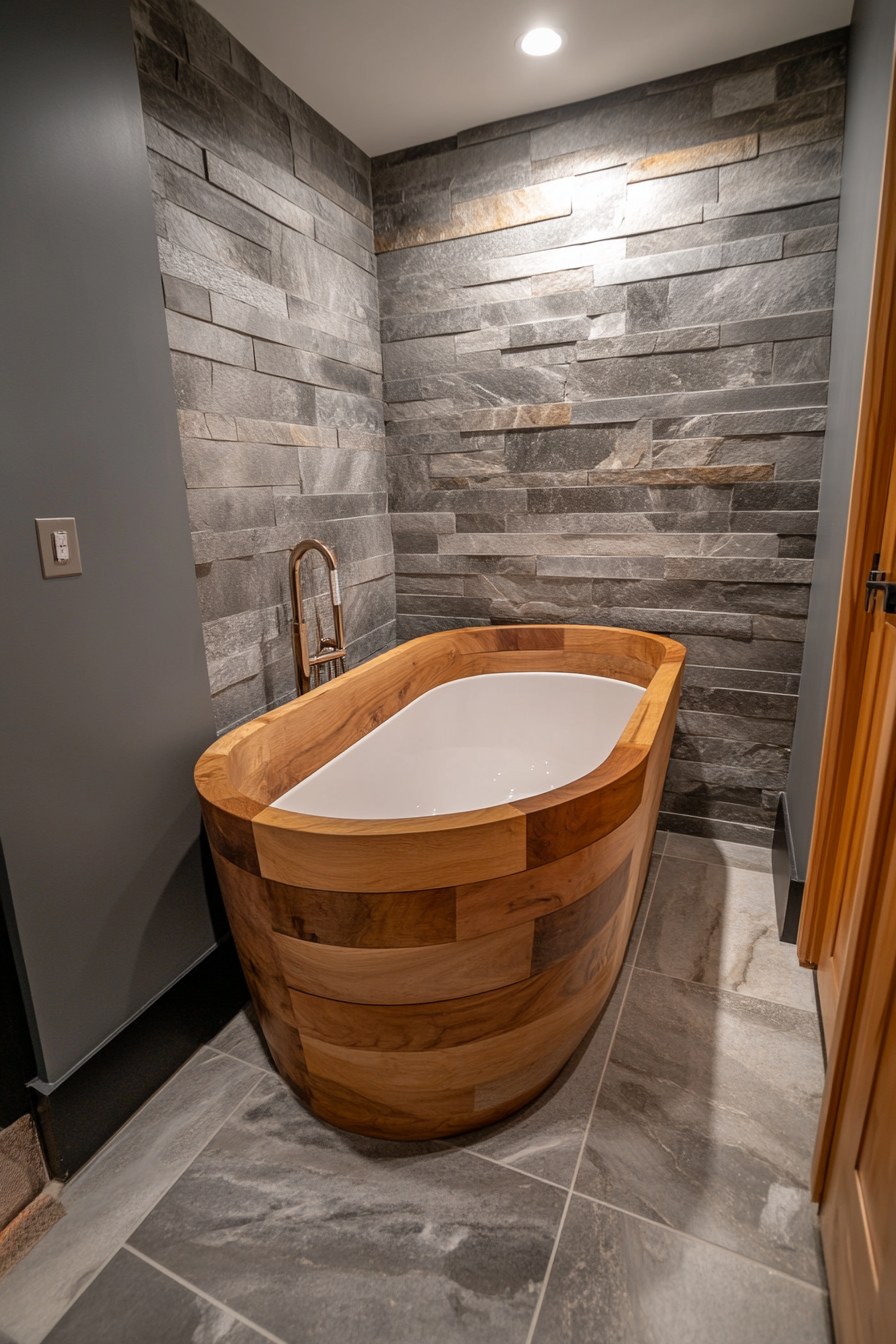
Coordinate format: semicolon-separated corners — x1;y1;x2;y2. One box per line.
195;624;685;851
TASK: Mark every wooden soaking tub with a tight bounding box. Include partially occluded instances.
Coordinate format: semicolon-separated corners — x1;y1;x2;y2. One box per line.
195;624;685;1139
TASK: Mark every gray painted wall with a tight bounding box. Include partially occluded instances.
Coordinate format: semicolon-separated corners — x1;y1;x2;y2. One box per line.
133;0;394;735
374;32;846;847
0;0;220;1083
786;0;896;874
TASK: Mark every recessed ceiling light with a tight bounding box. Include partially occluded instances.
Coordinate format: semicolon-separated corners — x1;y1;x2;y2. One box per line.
519;27;564;57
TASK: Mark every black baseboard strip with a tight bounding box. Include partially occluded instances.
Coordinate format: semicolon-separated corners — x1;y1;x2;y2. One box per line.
773;792;806;944
30;939;248;1179
0;844;39;1129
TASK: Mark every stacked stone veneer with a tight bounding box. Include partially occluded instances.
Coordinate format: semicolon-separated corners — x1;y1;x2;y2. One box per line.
373;30;847;845
132;0;394;733
129;3;846;846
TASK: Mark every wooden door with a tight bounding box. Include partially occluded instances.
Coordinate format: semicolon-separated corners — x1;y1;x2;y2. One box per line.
799;50;896;1025
812;439;896;1344
810;327;896;1344
814;571;896;1038
796;43;896;1344
820;736;896;1344
813;435;896;1056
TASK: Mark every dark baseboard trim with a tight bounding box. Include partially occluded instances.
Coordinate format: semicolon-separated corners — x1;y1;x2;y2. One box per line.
773;792;805;944
30;939;248;1179
0;845;39;1129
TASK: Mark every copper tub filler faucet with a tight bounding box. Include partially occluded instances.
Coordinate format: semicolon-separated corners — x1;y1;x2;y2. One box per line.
288;538;346;695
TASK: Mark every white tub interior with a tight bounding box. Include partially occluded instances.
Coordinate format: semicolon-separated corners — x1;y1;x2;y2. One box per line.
271;671;645;820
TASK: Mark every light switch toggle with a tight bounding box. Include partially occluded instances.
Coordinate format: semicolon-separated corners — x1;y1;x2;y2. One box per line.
35;517;83;578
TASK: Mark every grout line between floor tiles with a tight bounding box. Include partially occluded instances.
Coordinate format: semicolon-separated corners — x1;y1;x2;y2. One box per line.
661;849;772;875
523;848;666;1344
569;1190;831;1294
124;1245;289;1344
204;1044;275;1075
35;1074;269;1343
630;963;821;1017
452;1144;570;1194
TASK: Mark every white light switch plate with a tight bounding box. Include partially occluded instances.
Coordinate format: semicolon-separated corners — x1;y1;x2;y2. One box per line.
35;517;83;578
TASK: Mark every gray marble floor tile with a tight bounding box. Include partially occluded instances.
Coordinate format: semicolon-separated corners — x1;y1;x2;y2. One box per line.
43;1248;272;1344
652;829;668;855
210;1003;275;1073
663;832;773;872
451;964;632;1187
531;1196;833;1344
576;969;826;1285
0;1050;261;1344
637;856;816;1011
129;1073;565;1344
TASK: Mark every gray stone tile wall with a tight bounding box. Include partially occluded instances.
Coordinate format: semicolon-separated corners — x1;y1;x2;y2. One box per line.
373;28;848;845
132;0;394;733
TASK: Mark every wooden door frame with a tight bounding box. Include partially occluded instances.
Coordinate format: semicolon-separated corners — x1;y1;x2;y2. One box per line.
798;46;896;1198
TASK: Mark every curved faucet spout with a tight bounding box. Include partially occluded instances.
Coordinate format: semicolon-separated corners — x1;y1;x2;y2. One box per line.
288;539;346;695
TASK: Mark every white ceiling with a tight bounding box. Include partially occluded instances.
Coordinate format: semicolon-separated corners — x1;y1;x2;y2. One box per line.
200;0;854;158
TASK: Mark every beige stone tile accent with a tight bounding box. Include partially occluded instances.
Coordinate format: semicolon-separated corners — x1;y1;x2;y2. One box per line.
586;463;774;485
628;135;758;184
204;413;238;440
176;408;209;438
375;181;573;253
231;417;338;448
337;427;386;451
460;403;572;432
531;267;595;296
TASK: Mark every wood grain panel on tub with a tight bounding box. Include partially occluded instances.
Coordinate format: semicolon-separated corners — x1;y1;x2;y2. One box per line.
456;813;639;938
289;902;631;1052
305;1072;480;1139
267;879;457;947
265;827;638;947
300;957;616;1116
273;921;535;1004
252;804;528;892
211;854;310;1099
298;942;627;1139
530;855;631;973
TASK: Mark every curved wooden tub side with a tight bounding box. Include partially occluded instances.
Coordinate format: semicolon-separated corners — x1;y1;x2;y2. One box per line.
195;624;685;1139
